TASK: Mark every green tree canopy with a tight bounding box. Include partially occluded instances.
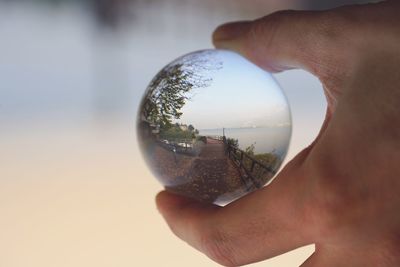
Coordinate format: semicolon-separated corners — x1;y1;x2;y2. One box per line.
141;51;222;128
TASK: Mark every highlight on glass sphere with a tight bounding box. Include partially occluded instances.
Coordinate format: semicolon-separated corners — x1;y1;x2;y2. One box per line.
137;49;292;205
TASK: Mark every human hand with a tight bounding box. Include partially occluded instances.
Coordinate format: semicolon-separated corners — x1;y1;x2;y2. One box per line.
156;1;400;266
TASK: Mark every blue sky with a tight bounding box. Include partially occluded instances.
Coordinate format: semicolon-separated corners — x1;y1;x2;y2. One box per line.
177;50;291;130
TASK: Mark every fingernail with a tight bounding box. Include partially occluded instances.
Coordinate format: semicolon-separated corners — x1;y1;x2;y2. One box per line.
212;21;251;44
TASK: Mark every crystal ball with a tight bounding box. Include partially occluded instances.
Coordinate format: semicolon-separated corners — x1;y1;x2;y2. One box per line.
137;49;292;205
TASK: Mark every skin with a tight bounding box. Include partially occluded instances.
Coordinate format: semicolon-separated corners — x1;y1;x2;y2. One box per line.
155;1;400;266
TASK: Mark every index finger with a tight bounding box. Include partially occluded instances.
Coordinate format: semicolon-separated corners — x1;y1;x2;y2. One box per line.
212;8;358;90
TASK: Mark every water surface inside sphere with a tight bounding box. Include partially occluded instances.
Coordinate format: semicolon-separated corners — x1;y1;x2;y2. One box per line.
137;49;291;205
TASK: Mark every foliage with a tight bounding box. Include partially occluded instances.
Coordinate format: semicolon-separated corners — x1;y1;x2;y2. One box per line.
253;153;280;169
226;137;239;148
141;51;222;128
244;143;280;168
196;135;207;144
159;124;196;141
245;143;256;155
143;63;191;128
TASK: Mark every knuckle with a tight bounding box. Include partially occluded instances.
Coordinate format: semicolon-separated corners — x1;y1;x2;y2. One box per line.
246;9;303;70
249;9;359;72
302;9;361;84
199;227;238;267
250;9;301;48
314;5;367;40
267;9;300;22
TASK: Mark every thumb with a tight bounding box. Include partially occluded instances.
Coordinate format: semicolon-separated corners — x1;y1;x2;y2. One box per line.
156;147;314;266
212;9;355;87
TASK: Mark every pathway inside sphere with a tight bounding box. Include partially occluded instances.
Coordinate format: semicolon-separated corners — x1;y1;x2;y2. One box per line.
154;138;249;203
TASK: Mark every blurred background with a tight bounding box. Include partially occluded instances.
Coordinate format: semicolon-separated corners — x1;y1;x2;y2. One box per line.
0;0;375;266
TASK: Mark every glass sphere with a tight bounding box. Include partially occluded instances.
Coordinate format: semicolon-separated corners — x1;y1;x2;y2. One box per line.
137;49;292;205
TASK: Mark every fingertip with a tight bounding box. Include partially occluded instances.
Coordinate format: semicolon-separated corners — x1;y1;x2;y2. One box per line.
155;191;167;212
155;190;172;207
212;21;250;41
155;190;196;215
212;21;251;49
212;20;288;73
156;191;179;212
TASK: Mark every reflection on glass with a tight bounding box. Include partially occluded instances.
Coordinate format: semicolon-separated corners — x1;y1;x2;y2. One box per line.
137;49;291;205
